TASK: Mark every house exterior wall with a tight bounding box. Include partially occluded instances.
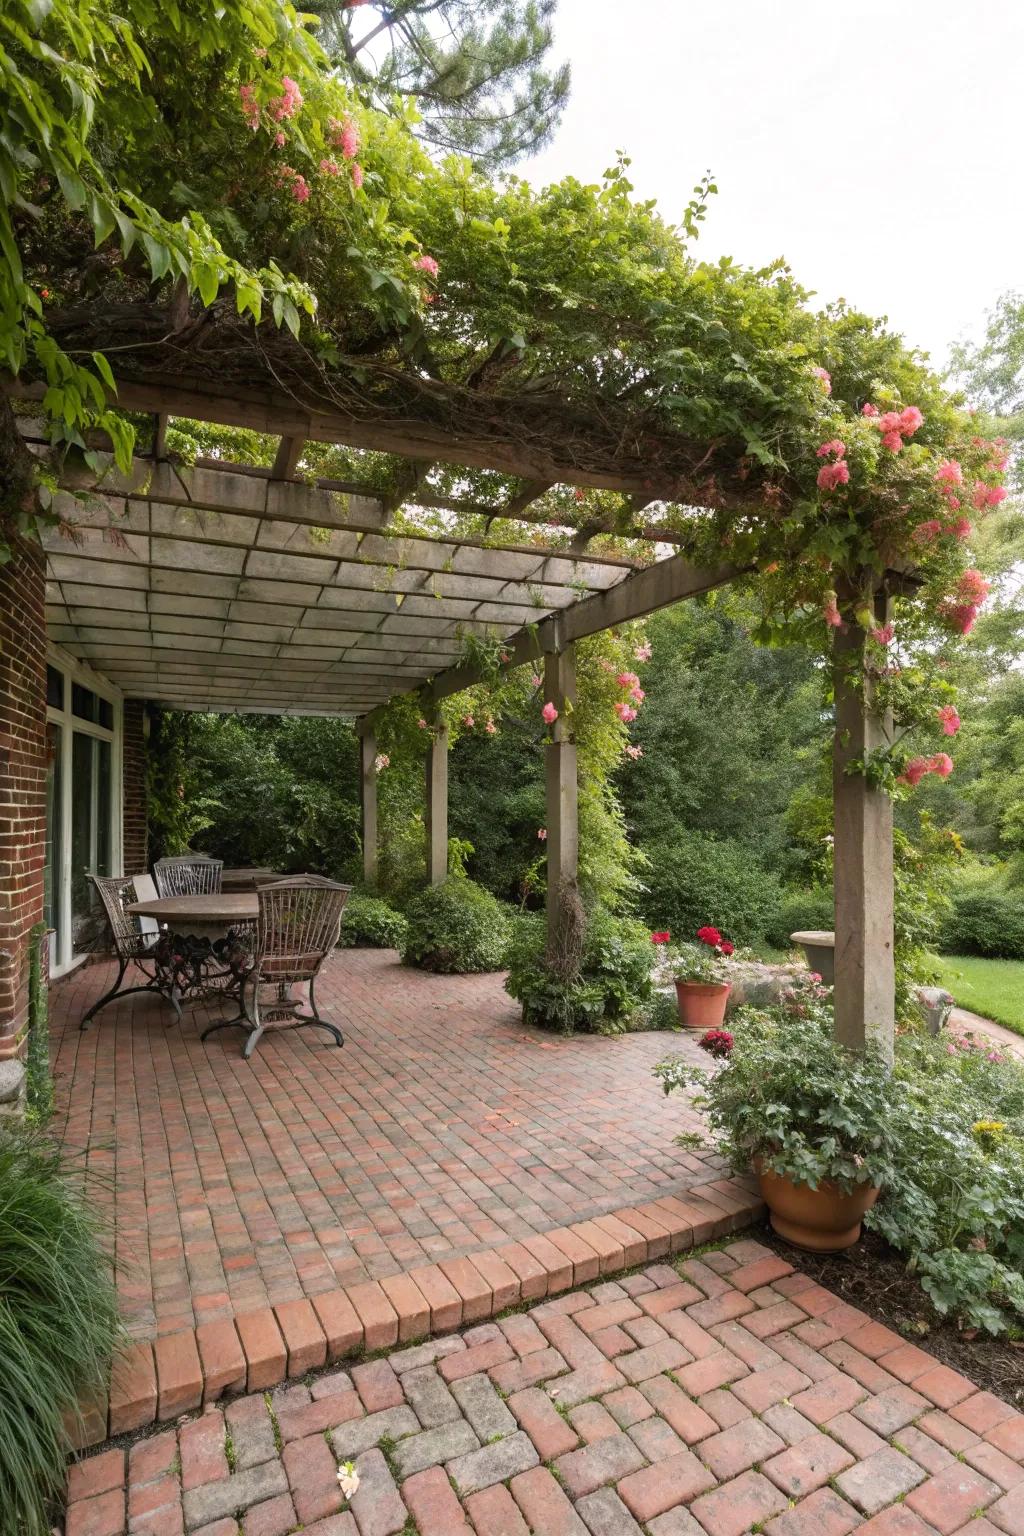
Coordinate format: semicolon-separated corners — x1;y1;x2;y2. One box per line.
0;532;47;1059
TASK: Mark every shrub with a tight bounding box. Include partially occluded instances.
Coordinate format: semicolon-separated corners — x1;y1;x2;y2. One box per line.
940;889;1024;960
505;909;654;1035
764;887;834;950
338;893;408;950
641;831;783;948
402;878;512;973
0;1124;120;1535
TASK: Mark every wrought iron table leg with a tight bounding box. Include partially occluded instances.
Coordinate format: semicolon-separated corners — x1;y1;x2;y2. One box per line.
81;960;179;1029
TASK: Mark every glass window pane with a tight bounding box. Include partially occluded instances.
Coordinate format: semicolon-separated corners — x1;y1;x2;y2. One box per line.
98;698;114;730
72;683;98;723
96;738;112;877
46;665;64;710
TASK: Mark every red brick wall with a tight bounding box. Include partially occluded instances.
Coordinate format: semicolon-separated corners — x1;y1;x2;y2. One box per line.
0;531;47;1060
122;699;149;874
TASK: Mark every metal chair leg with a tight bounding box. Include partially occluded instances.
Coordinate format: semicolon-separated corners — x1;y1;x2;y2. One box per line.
307;974;344;1047
81;960;177;1029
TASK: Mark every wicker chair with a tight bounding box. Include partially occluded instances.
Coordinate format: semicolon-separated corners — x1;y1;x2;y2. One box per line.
81;874;181;1028
153;856;223;897
201;877;350;1059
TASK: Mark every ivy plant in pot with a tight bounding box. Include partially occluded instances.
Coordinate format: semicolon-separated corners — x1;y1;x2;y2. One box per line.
654;1004;903;1251
671;926;734;1029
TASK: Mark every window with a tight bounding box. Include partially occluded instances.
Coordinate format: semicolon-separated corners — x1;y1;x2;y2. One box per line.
45;653;122;976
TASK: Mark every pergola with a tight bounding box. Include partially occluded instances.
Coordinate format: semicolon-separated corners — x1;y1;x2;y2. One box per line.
10;324;895;1055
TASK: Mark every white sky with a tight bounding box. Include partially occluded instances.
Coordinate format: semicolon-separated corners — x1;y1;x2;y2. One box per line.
520;0;1024;370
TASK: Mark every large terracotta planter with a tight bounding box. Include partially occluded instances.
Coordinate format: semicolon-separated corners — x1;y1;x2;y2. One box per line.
755;1159;879;1252
675;979;730;1030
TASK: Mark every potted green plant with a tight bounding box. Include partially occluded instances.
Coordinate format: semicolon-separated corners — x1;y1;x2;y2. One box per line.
655;1004;901;1251
671;926;734;1029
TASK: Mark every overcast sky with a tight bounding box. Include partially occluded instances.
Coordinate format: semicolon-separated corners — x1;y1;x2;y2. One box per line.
520;0;1022;371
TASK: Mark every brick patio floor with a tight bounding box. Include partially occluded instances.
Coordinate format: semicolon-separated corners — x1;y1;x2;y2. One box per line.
65;1236;1024;1536
51;949;727;1340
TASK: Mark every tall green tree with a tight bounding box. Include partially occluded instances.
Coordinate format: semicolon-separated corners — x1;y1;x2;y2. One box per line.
310;0;570;168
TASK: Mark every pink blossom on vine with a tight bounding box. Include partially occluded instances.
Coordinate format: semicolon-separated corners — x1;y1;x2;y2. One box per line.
901;756;931;787
240;83;260;129
417;718;428;729
898;405;924;435
957;568;990;604
631;686;645;703
268;76;303;121
414;254;440;279
929;752;954;778
817;460;850;493
351;161;364;189
861;401;879;417
463;714;474;728
275;131;286;147
537;827;547;840
811;366;831;394
948;517;972;540
531;674;542;688
870;623;895;645
615;701;638;722
913;520;942;544
320;158;340;176
940;601;979;635
935;459;963;485
616;671;640;689
974;481;1007;509
822;595;842;628
881;430;903;453
485;719;497;735
634;642;652;662
624;744;643;759
816;439;846;459
938;705;960;735
541;702;558;725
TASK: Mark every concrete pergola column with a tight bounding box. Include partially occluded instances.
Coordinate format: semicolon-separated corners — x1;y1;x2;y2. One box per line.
359;728;378;887
425;717;449;886
832;589;895;1060
544;641;579;951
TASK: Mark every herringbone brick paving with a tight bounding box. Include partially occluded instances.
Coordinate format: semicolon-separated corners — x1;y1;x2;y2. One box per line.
64;1238;1024;1536
51;950;720;1339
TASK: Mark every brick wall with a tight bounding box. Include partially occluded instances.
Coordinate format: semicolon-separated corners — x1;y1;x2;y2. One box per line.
0;531;47;1060
122;699;149;874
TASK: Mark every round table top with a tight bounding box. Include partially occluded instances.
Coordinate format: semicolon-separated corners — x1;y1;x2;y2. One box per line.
127;892;259;923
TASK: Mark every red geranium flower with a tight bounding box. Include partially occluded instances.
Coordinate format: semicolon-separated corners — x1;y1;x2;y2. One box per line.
696;926;722;947
720;940;734;956
699;1028;734;1058
650;931;671;945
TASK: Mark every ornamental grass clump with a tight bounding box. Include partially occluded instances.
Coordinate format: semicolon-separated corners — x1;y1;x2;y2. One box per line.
0;1123;120;1536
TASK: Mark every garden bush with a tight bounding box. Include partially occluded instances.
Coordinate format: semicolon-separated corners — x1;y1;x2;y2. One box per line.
505;909;654;1035
657;998;1024;1335
764;887;834;951
0;1124;120;1536
641;830;783;948
338;893;408;950
939;888;1024;960
402;878;512;973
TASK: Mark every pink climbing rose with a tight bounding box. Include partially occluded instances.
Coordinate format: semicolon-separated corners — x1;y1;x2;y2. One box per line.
817;460;850;493
957;569;990;605
816;439;846;459
935;459;963;485
414;255;440;279
541;701;558;725
913;520;942;544
537;827;547;841
351;162;364;189
938;705;960;736
822;593;842;628
930;752;954;779
870;623;895;645
861;402;879;417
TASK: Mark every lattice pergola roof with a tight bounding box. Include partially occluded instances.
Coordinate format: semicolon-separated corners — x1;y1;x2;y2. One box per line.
26;423;738;716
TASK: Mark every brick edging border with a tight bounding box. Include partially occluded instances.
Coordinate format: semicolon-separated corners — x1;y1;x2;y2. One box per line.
78;1177;764;1448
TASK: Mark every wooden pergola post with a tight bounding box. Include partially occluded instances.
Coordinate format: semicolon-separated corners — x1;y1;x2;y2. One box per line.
832;589;895;1060
425;716;449;886
544;640;579;951
359;727;378;887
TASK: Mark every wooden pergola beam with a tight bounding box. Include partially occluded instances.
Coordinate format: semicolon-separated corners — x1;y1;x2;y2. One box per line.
271;435;305;480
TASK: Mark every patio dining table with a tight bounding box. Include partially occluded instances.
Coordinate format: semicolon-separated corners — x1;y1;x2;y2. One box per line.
126;892;259;1006
220;867;282;892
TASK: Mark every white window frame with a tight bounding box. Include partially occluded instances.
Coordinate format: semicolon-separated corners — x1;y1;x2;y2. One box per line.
45;645;123;978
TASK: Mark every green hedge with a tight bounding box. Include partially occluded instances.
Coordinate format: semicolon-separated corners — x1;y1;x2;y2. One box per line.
338;893;408;950
764;887;835;951
402;878;513;973
940;889;1024;960
505;909;654;1034
641;830;783;948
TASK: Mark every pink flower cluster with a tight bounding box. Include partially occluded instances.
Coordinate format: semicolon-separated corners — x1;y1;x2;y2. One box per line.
240;83;260;129
414;254;440;280
275;165;310;202
901;752;954;787
634;641;652;662
541;701;558;725
326;116;363;187
938;705;960;736
811;367;831;395
815;438;849;494
822;591;842;628
870;622;895;646
939;568;990;636
863;403;923;454
268;76;303;121
624;744;643;760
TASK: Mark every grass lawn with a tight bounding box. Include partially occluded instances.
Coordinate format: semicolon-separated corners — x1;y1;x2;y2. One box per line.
930;953;1024;1036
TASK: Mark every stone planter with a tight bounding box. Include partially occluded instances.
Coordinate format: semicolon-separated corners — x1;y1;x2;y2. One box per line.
790;929;835;985
755;1158;879;1252
674;979;731;1030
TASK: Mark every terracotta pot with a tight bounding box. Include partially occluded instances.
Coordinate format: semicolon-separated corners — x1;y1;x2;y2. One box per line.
755;1158;880;1252
674;979;730;1030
